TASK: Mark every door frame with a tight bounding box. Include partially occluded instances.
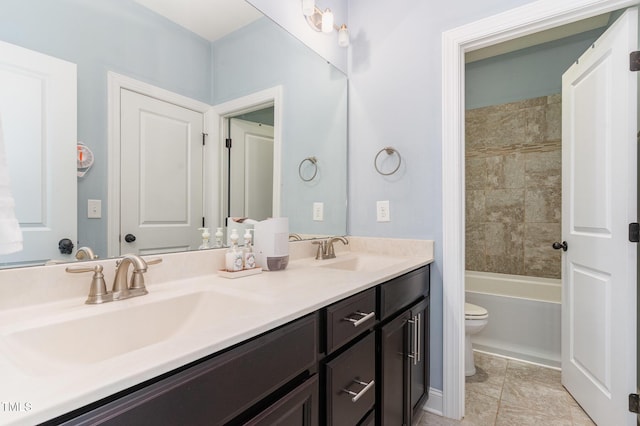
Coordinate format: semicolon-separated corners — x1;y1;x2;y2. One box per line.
440;0;639;419
106;72;211;257
210;86;283;227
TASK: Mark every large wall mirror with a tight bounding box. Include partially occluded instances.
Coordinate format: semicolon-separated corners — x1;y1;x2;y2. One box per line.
0;0;347;268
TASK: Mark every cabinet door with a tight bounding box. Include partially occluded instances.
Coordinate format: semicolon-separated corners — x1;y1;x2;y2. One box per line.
410;297;430;416
245;375;318;426
378;310;411;426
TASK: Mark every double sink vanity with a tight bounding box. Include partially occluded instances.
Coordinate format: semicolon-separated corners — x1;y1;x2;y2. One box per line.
0;237;433;425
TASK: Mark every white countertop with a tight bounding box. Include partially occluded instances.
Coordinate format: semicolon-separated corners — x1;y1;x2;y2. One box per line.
0;237;433;425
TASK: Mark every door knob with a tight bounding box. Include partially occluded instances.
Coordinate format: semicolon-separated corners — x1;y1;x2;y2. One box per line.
58;238;75;254
124;234;136;243
552;241;568;251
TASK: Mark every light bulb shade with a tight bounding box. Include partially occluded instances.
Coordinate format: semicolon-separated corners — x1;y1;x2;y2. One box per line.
321;8;334;33
338;24;349;47
302;0;315;17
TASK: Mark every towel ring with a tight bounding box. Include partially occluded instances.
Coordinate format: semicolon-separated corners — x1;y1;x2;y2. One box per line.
298;156;318;182
374;147;402;176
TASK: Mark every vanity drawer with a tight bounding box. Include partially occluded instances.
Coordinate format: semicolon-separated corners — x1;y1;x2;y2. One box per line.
325;332;375;426
325;288;376;353
379;265;430;321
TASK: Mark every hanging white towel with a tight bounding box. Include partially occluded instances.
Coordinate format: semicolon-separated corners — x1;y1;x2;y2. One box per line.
0;115;23;254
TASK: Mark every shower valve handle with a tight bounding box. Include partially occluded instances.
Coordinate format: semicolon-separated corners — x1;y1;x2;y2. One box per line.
552;241;568;251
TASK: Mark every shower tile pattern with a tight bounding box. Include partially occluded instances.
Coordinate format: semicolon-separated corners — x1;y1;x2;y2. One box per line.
465;95;561;279
414;352;594;426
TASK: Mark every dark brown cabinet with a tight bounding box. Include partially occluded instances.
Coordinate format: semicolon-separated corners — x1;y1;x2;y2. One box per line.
378;266;430;426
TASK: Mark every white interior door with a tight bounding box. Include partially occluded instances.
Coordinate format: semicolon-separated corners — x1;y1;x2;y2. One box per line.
120;89;204;255
561;8;637;425
0;40;76;266
225;118;274;221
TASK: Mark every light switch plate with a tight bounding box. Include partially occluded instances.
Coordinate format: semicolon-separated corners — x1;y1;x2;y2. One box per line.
376;200;390;222
88;199;101;219
313;202;324;221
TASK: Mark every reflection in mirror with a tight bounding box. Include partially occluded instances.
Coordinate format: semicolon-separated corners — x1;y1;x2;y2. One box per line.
0;0;347;269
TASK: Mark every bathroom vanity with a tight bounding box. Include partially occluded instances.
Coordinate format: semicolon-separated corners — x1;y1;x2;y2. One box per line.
0;237;433;426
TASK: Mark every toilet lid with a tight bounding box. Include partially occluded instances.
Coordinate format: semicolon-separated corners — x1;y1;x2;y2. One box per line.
465;302;488;319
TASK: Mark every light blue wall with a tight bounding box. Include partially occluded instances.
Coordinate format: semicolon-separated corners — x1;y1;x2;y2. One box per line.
466;28;604;109
212;18;348;235
347;0;540;391
0;0;212;257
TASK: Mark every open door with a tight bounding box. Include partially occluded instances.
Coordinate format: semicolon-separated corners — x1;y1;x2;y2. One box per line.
0;40;77;266
561;7;637;425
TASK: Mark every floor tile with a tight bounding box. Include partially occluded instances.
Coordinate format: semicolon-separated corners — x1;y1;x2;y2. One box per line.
496;401;572;426
465;352;507;399
417;353;592;426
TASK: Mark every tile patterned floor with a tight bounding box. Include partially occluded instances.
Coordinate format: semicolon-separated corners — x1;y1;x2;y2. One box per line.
414;352;595;426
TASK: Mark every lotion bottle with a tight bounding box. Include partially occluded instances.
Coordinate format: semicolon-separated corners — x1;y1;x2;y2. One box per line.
243;229;256;269
198;227;211;249
214;227;224;248
225;229;243;271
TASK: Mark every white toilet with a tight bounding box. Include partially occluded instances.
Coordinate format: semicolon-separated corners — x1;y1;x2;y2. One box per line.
465;302;489;376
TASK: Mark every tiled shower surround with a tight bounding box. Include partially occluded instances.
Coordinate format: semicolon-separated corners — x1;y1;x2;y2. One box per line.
465;95;561;279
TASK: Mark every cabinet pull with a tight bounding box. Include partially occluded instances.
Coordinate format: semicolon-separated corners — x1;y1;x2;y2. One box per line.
407;316;418;365
416;313;421;363
342;379;375;403
342;311;375;327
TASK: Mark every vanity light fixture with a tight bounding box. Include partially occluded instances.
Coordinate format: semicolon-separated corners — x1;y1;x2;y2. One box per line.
302;1;349;47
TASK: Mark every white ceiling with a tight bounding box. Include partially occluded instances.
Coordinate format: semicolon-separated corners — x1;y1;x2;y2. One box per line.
134;0;263;42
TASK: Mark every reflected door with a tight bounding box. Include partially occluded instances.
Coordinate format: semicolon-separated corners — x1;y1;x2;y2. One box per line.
120;89;204;255
224;118;274;221
561;8;637;425
0;40;76;266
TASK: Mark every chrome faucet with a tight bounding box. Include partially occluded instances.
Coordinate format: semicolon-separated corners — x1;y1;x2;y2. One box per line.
112;254;162;300
312;236;349;260
289;233;302;241
75;246;98;261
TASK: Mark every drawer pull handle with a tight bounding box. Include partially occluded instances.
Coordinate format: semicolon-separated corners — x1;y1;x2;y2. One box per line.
342;311;375;327
342;379;375;403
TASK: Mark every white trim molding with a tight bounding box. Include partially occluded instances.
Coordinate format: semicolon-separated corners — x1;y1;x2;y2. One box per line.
423;387;444;416
440;0;638;420
106;72;211;258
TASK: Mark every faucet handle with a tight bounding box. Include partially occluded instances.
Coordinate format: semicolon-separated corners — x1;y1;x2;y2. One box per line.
65;264;113;304
129;257;162;295
311;240;326;260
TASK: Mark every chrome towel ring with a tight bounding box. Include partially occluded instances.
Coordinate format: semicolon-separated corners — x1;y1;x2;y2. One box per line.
299;156;318;182
374;147;401;176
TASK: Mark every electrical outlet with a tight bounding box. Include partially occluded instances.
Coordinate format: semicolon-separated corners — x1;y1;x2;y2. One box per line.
88;199;101;219
376;200;390;222
313;202;324;221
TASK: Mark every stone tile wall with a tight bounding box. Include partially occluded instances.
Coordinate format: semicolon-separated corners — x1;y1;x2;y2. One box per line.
465;95;561;279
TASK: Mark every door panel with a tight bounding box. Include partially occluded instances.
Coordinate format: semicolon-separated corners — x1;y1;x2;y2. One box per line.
120;89;203;255
561;8;637;425
0;40;76;266
224;118;274;221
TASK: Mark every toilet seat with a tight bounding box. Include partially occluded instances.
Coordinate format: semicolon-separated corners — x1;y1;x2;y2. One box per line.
465;302;488;320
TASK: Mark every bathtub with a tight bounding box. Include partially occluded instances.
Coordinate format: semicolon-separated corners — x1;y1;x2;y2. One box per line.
465;271;561;368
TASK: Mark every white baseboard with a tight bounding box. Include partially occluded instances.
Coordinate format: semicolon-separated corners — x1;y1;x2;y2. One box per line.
422;387;443;416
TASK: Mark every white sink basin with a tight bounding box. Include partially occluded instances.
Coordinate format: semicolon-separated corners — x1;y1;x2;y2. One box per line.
1;290;265;375
319;254;406;272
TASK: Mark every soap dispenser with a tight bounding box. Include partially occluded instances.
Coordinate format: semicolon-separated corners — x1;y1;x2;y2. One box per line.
198;227;211;249
243;229;256;270
214;227;224;248
225;229;243;272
